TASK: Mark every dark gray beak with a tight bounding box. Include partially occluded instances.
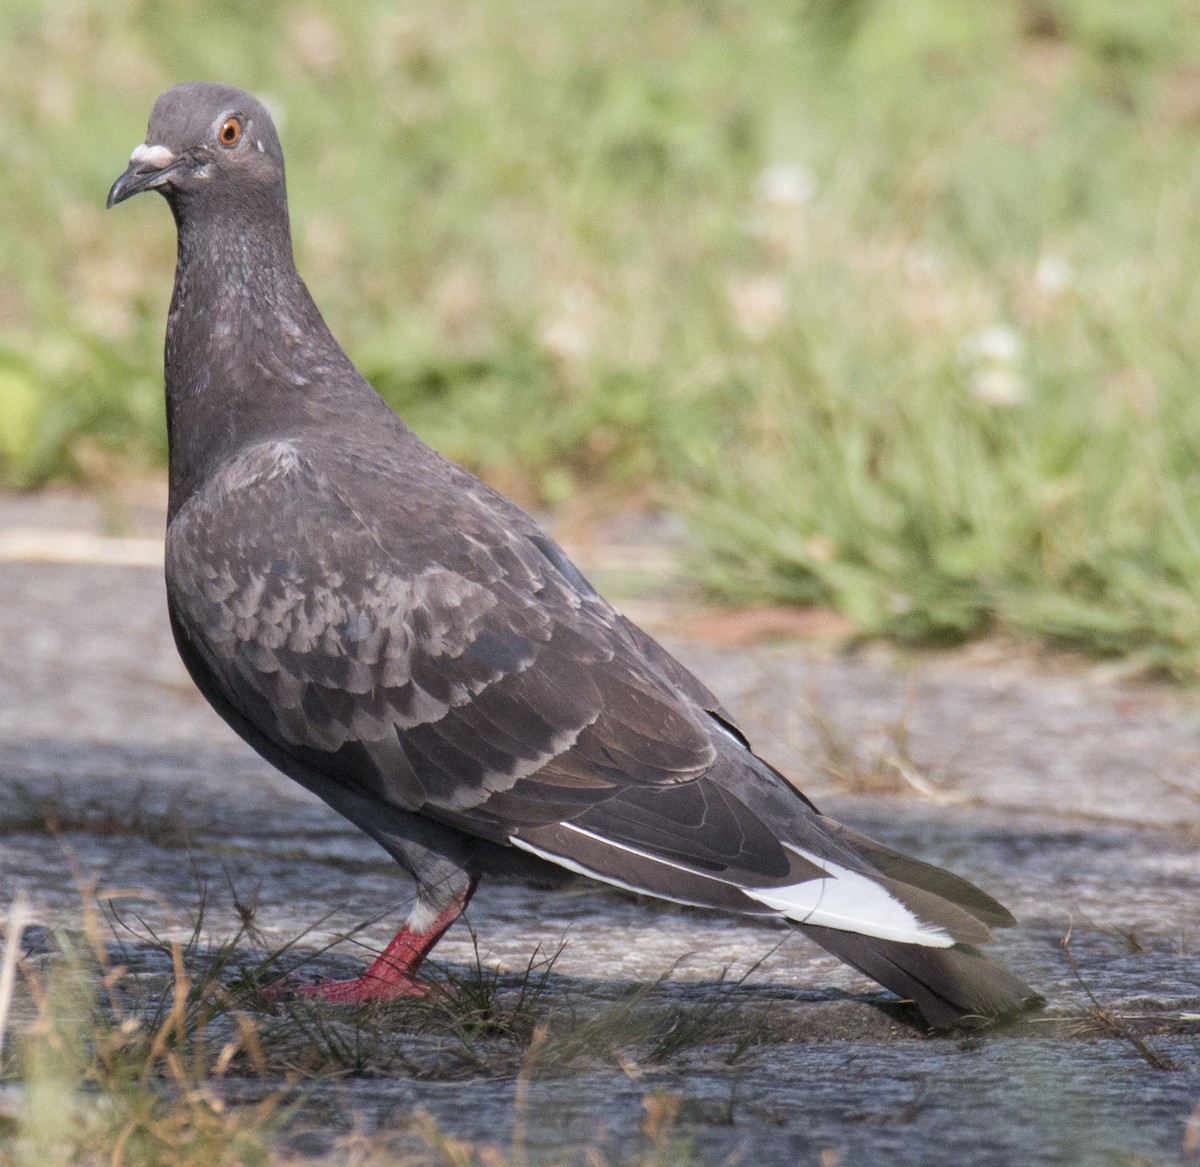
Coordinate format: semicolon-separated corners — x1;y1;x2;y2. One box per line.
107;144;185;208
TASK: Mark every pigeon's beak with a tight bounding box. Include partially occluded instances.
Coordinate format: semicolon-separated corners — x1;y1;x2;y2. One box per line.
106;143;186;208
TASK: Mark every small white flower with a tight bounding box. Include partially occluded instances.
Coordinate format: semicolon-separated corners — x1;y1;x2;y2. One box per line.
904;247;944;279
959;324;1028;406
1034;253;1071;296
970;367;1029;407
755;163;813;209
959;325;1022;365
538;319;588;363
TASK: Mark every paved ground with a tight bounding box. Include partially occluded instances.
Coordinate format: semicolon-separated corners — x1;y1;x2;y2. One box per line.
1;491;1198;1164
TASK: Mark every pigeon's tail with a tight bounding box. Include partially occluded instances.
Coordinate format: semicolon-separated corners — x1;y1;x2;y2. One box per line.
799;925;1043;1028
734;819;1042;1025
510;794;1041;1027
780;819;1043;1025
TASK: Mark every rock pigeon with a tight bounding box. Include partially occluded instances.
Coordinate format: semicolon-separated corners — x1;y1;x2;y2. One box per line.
107;82;1041;1028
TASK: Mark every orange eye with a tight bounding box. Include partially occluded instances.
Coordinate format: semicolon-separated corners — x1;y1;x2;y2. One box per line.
218;117;242;147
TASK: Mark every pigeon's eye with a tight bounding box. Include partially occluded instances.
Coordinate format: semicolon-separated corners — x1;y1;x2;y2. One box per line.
218;117;243;147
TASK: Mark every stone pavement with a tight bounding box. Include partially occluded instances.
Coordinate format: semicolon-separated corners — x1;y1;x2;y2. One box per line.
0;491;1198;1164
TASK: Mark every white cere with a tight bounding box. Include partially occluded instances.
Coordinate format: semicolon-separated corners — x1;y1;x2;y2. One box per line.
130;143;175;168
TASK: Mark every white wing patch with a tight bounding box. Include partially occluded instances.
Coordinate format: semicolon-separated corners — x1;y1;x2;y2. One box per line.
742;844;955;947
513;826;953;947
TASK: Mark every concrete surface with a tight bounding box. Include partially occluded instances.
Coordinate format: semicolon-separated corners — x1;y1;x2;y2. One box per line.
0;491;1198;1165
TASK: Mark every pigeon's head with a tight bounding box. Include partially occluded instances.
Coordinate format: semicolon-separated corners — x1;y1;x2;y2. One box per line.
107;83;285;214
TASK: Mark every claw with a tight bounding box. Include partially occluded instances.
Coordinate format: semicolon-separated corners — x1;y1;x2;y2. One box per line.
264;969;429;1003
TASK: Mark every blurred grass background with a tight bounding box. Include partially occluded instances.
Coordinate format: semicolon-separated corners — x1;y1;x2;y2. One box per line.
3;0;1200;671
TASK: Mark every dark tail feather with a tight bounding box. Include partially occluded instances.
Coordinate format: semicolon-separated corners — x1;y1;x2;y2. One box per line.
801;924;1044;1029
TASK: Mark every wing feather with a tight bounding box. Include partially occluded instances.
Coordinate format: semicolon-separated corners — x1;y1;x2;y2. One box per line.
167;438;717;819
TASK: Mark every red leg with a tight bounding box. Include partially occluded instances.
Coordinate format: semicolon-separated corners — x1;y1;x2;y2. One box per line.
267;886;474;1004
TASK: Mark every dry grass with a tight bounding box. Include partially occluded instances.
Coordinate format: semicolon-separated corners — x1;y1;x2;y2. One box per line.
0;879;770;1166
0;857;1191;1162
1059;925;1182;1074
0;782;199;850
802;679;960;802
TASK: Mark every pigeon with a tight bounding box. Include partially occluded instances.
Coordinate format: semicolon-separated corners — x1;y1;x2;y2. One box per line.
107;82;1041;1028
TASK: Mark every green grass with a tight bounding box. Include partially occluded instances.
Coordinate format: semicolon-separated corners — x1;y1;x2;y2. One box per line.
3;0;1200;670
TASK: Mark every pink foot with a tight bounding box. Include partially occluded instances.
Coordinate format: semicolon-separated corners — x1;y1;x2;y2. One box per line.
263;890;472;1004
272;967;431;1004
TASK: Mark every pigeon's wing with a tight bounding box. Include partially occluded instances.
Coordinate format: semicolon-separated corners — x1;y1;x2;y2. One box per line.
166;437;722;824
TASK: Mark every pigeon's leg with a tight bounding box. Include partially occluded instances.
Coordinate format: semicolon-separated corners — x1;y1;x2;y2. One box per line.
285;880;477;1003
263;789;482;1003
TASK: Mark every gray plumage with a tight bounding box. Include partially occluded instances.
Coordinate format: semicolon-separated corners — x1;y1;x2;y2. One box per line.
108;83;1042;1027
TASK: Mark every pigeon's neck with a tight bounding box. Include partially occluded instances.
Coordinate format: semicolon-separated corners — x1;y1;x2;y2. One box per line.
170;208;302;319
164;210;373;520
